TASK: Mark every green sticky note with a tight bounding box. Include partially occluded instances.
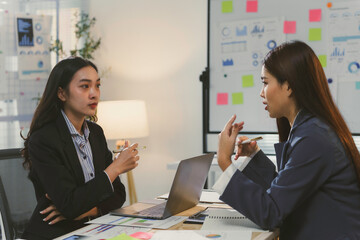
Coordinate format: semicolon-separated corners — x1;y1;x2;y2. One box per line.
318;55;327;67
222;1;233;13
108;233;138;240
242;75;254;87
232;92;244;104
309;28;322;41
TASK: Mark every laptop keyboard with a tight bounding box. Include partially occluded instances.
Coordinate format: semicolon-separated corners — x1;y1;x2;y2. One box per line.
137;202;167;217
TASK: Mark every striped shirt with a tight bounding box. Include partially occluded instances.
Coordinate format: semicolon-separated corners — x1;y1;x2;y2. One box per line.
61;110;95;183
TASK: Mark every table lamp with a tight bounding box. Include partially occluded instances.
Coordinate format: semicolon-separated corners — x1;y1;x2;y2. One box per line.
97;100;149;204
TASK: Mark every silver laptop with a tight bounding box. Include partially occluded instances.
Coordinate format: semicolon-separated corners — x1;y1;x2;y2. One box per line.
110;153;214;219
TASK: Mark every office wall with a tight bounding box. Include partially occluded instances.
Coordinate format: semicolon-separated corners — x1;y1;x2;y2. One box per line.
88;0;207;204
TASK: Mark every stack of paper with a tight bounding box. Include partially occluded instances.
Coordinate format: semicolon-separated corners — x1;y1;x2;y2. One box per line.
150;230;252;240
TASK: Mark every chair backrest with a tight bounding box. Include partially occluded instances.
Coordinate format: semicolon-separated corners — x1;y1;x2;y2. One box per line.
0;176;15;240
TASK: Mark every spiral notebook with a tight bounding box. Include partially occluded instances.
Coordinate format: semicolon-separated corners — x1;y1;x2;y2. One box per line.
201;208;267;232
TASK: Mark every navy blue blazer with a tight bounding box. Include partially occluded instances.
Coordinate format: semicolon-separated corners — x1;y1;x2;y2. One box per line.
23;113;126;239
220;110;360;239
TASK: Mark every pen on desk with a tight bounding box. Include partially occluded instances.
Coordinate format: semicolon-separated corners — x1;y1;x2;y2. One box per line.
240;136;263;144
112;145;147;153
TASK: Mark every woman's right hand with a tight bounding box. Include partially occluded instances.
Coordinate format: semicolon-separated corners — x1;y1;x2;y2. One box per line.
234;136;260;160
105;142;140;182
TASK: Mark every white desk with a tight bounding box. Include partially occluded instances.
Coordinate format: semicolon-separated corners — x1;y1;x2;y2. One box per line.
55;200;279;240
167;155;277;188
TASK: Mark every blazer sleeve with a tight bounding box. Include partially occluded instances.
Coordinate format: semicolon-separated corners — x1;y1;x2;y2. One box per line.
242;150;277;189
220;132;335;230
29;125;124;220
96;139;126;215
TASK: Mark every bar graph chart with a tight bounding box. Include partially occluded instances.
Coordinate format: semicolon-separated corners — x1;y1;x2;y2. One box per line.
17;18;34;47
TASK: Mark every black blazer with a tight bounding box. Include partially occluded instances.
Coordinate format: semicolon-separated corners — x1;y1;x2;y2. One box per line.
23;114;126;239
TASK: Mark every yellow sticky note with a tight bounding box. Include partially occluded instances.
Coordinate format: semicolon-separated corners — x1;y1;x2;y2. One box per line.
232;92;244;105
318;55;327;67
222;1;233;13
242;75;254;87
309;28;322;41
108;233;138;240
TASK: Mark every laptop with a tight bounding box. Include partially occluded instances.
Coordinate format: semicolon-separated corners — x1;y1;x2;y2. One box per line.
110;153;215;219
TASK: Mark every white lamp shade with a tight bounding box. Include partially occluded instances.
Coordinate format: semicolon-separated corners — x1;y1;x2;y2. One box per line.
97;100;149;140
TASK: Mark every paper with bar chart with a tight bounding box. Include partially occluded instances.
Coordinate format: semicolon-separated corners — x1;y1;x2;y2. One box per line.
16;14;52;80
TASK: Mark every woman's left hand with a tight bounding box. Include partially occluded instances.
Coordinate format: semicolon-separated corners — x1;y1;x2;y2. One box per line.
217;115;244;171
40;194;66;225
41;194;99;224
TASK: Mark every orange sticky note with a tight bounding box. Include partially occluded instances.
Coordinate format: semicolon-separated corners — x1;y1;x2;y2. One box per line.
246;0;258;13
217;93;228;105
309;9;322;22
283;21;296;34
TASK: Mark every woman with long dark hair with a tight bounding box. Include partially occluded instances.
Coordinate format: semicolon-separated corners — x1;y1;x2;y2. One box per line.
21;57;139;239
215;41;360;239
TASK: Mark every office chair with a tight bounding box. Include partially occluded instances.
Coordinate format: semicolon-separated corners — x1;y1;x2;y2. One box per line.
0;176;15;240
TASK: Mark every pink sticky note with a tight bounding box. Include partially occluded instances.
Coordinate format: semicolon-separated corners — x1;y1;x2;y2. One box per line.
217;93;228;105
246;0;258;13
283;21;296;34
309;9;321;22
130;232;153;240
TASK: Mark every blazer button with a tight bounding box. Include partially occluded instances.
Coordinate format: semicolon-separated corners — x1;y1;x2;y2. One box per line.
90;173;94;177
83;155;86;159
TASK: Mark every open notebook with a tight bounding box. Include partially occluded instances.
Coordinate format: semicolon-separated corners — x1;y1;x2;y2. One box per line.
201;208;267;232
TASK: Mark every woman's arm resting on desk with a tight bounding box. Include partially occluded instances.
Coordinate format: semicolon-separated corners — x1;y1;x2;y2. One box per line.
41;194;99;225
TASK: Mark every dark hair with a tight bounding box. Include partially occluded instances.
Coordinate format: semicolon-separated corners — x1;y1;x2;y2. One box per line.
21;57;98;169
263;40;360;184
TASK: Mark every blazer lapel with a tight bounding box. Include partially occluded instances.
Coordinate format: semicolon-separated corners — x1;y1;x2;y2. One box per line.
56;115;85;184
274;141;289;170
88;124;104;173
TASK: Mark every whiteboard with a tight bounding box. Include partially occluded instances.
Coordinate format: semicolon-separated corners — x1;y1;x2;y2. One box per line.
208;0;360;134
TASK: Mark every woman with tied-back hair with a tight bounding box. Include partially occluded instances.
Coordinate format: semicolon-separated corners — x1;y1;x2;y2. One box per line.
21;57;140;239
214;41;360;239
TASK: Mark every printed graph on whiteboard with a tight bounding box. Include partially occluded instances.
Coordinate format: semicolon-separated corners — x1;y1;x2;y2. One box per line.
17;18;34;47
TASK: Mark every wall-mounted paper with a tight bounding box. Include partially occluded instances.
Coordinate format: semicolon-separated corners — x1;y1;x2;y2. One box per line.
309;9;321;22
246;1;258;13
309;28;322;41
242;75;254;87
232;92;244;104
318;55;327;67
222;1;233;13
283;21;296;34
217;93;228;105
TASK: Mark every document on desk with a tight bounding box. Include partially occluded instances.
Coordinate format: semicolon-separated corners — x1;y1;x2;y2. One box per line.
201;208;267;232
87;213;187;229
151;230;252;240
54;224;150;240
